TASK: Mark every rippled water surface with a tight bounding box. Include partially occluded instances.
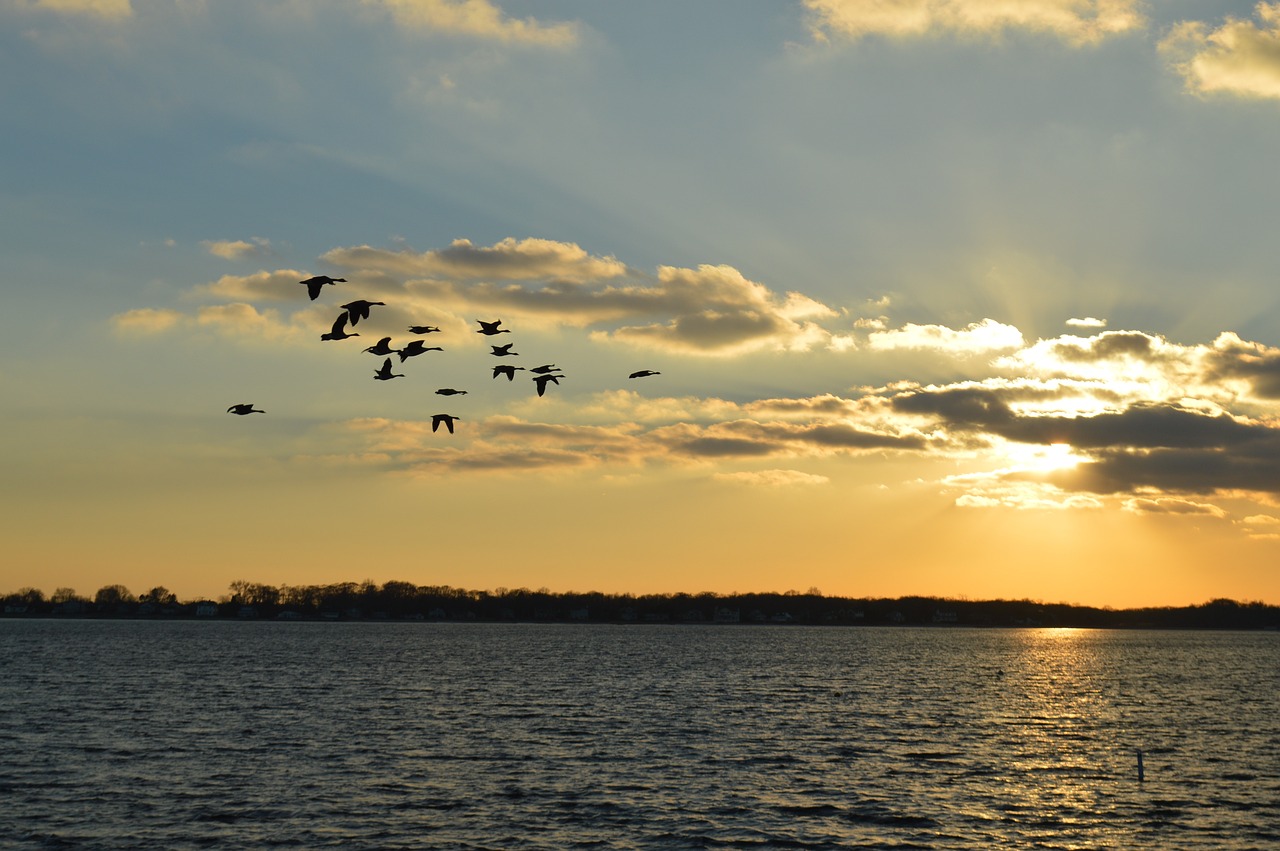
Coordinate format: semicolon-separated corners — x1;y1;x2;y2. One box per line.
2;621;1277;849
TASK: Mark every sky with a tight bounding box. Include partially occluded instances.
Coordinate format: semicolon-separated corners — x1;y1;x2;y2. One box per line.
5;0;1280;607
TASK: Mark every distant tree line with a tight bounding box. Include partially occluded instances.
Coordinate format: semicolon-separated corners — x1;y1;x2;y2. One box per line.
3;581;1279;629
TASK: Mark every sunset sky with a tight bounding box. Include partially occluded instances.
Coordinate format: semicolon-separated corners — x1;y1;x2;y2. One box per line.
6;0;1280;607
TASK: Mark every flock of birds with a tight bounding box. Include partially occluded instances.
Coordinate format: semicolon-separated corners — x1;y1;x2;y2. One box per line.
226;275;661;433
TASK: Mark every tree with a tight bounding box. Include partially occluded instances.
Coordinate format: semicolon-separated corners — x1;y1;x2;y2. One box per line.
94;585;136;608
139;586;178;606
51;587;83;604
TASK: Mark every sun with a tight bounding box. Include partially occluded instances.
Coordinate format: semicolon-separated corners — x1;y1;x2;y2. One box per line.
1003;442;1086;474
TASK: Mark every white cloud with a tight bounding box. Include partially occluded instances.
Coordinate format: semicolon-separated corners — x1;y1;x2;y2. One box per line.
1162;4;1280;100
868;318;1024;354
804;0;1145;46
1066;316;1107;328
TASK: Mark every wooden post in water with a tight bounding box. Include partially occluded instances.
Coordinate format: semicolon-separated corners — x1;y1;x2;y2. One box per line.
1136;748;1145;783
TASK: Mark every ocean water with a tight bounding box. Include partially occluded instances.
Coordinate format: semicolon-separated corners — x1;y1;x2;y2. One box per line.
1;621;1276;849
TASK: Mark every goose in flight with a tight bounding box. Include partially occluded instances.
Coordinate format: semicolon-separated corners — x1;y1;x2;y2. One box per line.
629;370;661;379
431;413;460;434
340;300;385;326
435;388;468;396
227;403;264;415
489;343;518;357
373;358;404;381
300;276;345;300
532;373;564;397
320;312;359;341
399;340;443;362
476;320;511;336
529;364;559;374
363;337;399;356
492;364;526;381
408;325;442;334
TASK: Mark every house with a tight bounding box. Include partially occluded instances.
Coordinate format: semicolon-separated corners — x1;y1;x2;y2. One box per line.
195;602;219;617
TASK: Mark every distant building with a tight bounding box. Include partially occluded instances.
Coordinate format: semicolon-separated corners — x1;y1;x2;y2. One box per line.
195;602;219;617
932;610;957;624
714;607;741;623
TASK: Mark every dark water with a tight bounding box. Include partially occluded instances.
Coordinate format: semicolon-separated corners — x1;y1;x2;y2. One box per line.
1;621;1277;849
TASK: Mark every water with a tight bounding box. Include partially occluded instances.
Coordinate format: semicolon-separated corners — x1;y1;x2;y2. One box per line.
1;621;1276;849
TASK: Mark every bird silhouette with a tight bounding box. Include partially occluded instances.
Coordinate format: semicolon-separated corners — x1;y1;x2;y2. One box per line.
363;337;399;356
532;373;564;397
373;358;404;380
489;343;518;357
227;403;264;415
629;370;661;379
300;276;345;300
431;414;460;434
529;364;559;374
408;325;441;334
399;340;444;362
435;388;468;396
492;364;526;381
320;312;360;341
340;300;385;326
476;320;510;336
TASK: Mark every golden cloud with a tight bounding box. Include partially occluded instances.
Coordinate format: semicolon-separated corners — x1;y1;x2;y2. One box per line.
364;0;578;47
805;0;1145;45
1162;4;1280;100
15;0;131;18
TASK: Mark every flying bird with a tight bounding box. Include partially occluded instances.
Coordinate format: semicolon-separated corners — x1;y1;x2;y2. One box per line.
340;300;385;326
299;276;345;300
489;343;518;357
363;337;399;356
435;388;468;396
476;320;511;336
629;370;661;379
399;340;444;362
532;373;564;397
373;358;404;381
320;312;359;341
431;414;460;434
408;325;441;334
227;403;264;415
529;364;559;374
492;364;526;381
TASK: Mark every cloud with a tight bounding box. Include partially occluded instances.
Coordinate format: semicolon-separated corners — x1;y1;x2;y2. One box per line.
323;241;839;354
804;0;1145;46
112;302;317;344
193;270;312;302
712;469;831;487
1066;316;1107;328
202;238;271;261
325;237;627;284
365;0;578;47
868;318;1024;354
1162;4;1280;100
111;307;185;335
1122;497;1229;518
9;0;131;18
952;480;1105;511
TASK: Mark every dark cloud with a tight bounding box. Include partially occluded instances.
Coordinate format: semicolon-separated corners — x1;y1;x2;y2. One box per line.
1203;333;1280;400
1048;330;1165;362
